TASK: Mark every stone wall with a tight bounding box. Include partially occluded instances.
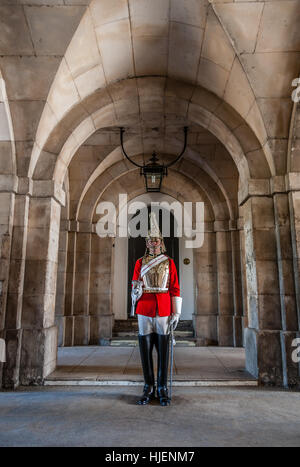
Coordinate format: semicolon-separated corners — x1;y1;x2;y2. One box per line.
0;0;300;390
241;175;300;387
58;226;113;347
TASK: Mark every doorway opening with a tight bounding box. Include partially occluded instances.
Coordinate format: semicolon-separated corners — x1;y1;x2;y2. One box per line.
127;204;179;317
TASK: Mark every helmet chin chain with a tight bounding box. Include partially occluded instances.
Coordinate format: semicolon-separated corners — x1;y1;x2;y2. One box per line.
145;245;165;257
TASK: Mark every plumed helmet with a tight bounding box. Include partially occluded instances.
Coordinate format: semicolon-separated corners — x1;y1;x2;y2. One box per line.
145;212;166;254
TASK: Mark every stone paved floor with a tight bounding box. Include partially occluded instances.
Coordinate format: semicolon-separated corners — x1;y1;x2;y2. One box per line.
0;386;300;447
46;346;255;383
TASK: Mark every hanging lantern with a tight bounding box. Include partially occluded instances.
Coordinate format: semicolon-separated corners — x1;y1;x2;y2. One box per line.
141;152;168;192
120;127;188;193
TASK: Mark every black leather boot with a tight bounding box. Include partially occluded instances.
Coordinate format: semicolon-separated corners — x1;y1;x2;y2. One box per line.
156;334;171;406
137;333;156;405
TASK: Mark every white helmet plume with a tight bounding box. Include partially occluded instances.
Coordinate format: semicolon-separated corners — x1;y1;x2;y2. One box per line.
149;211;161;238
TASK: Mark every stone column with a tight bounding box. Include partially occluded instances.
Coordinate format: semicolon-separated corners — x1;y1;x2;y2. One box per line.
89;234;113;345
231;227;244;347
273;187;299;387
238;215;248;345
54;220;68;347
3;192;28;388
288;177;300;322
0;192;14;324
215;222;234;346
287;179;300;386
64;228;76;346
19;196;61;385
243;196;283;385
0;190;15;387
193;227;218;345
0;79;17;384
73;231;91;346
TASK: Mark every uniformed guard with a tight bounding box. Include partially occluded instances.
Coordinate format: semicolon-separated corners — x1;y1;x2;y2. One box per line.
131;213;182;406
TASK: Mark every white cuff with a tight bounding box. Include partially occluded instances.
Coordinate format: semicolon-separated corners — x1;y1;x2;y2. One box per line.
0;339;6;363
171;296;182;318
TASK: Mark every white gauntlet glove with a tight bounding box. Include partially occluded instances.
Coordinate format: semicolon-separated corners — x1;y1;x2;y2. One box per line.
169;296;182;331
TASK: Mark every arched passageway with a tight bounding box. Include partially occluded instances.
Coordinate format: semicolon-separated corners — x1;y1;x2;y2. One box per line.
0;0;299;390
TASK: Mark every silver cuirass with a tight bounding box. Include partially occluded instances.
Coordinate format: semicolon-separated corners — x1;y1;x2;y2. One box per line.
142;256;170;293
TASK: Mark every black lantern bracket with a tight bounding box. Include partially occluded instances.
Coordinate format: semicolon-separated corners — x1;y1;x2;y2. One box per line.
119;127;188;192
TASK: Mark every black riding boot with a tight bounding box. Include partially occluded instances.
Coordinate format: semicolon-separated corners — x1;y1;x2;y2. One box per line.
137;333;156;405
156;333;171;406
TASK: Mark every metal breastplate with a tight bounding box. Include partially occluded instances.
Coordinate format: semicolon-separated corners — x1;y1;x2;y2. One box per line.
142;257;170;293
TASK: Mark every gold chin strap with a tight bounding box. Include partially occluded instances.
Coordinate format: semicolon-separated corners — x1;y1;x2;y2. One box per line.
161;239;166;254
144;241;166;257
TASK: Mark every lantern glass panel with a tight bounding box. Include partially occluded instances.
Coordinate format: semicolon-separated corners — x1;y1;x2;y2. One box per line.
142;166;164;192
146;172;161;191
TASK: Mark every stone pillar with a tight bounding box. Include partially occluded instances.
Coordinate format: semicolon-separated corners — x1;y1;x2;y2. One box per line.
289;186;300;323
215;223;234;346
288;184;300;386
0;80;16;380
231;228;244;347
243;196;283;385
19;197;61;385
238;215;248;345
3;194;28;388
0;192;14;325
89;234;113;345
64;229;76;346
0;191;15;387
193;229;218;345
55;220;68;347
73;232;91;345
274;191;299;386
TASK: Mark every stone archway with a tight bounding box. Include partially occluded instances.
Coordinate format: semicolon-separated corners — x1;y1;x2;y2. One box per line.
112;193;195;324
1;0;300;390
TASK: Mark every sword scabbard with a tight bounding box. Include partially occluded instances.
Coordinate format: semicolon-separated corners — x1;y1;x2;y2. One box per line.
169;327;174;401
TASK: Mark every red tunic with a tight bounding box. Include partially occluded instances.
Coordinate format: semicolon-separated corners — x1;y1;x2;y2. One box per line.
132;257;180;318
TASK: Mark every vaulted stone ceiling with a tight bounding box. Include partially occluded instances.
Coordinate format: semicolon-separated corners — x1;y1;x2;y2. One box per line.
1;0;300;389
69;125;237;223
0;0;299;224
